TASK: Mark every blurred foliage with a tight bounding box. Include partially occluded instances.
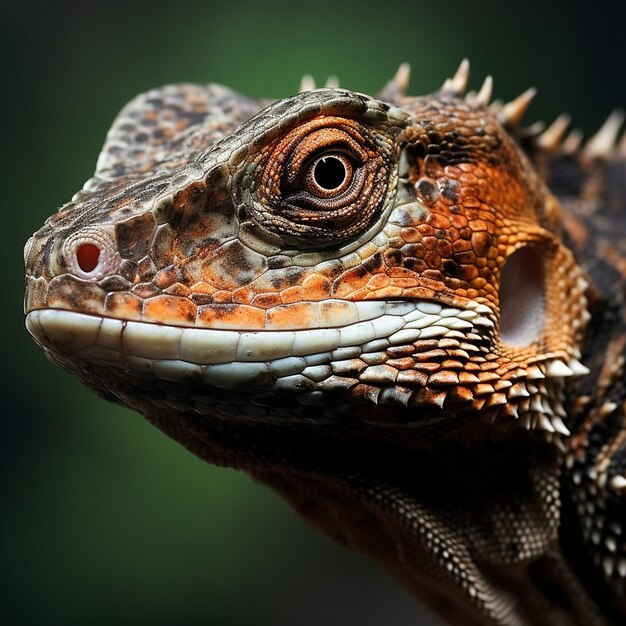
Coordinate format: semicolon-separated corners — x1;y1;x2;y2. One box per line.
2;1;625;624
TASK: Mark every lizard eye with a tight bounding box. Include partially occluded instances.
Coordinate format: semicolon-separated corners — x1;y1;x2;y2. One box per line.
304;153;354;198
278;125;368;213
253;116;395;249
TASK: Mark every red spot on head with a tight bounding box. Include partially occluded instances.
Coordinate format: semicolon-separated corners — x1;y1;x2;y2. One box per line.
76;242;101;273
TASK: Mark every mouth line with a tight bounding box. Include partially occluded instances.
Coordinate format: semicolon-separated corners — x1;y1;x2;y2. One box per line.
26;300;494;388
25;303;590;434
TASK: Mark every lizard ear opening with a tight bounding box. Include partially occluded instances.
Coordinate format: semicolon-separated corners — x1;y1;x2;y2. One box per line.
499;246;545;347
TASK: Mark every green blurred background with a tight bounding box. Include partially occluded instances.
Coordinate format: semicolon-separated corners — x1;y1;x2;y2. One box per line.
3;1;625;624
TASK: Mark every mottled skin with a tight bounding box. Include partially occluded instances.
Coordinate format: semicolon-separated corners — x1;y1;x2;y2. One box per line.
23;67;626;625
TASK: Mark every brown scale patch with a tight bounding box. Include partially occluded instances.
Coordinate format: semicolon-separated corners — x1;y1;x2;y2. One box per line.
251;292;283;308
131;282;161;298
415;177;440;206
151;224;177;270
200;240;268;291
135;256;157;281
46;275;108;314
154;265;195;290
301;273;332;299
173;181;207;209
115;212;157;260
429;371;460;385
163;282;192;297
386;357;415;370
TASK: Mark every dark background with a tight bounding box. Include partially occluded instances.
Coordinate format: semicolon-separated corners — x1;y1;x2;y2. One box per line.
3;1;625;625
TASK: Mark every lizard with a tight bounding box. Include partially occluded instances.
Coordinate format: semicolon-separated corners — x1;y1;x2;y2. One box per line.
23;60;626;626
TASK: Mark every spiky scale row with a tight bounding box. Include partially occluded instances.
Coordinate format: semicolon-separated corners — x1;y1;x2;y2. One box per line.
584;109;625;160
437;59;626;158
301;58;626;162
299;74;341;92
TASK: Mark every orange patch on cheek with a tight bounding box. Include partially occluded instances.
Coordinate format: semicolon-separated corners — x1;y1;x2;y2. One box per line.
280;285;305;303
367;274;392;290
190;282;217;295
197;303;265;329
143;295;197;324
301;273;332;299
251;292;283;308
266;302;320;329
105;292;143;319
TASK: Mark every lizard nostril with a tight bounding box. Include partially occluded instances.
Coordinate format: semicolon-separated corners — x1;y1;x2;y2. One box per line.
76;242;101;273
62;227;119;280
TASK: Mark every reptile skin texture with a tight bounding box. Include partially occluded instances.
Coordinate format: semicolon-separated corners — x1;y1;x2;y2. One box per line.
23;62;626;625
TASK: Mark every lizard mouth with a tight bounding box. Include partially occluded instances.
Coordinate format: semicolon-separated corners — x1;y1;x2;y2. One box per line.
25;298;493;386
25;295;586;432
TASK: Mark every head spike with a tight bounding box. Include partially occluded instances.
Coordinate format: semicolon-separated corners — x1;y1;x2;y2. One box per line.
519;120;546;138
584;110;625;160
537;114;571;151
562;129;584;155
299;74;316;92
378;62;411;101
488;99;504;116
393;62;411;93
441;58;470;95
325;75;340;88
474;75;493;107
619;129;626;158
499;87;537;126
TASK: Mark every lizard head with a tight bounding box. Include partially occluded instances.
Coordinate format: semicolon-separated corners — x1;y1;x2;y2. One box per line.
24;70;590;437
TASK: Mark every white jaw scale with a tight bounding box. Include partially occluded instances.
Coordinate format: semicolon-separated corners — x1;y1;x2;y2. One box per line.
26;299;494;392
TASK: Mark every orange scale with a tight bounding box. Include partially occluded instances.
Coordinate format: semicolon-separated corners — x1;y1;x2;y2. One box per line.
143;294;197;325
104;291;143;319
196;303;265;329
265;301;320;330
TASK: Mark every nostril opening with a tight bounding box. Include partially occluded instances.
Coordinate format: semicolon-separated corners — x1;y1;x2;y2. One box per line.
63;227;118;280
76;243;101;273
499;246;545;347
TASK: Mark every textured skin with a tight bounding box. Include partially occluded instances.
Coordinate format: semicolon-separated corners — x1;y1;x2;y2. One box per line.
23;66;626;625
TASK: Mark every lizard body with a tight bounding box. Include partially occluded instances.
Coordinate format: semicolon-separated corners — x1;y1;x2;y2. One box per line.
24;62;626;625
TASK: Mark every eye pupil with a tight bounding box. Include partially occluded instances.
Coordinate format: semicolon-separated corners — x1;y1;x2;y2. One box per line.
313;156;347;191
